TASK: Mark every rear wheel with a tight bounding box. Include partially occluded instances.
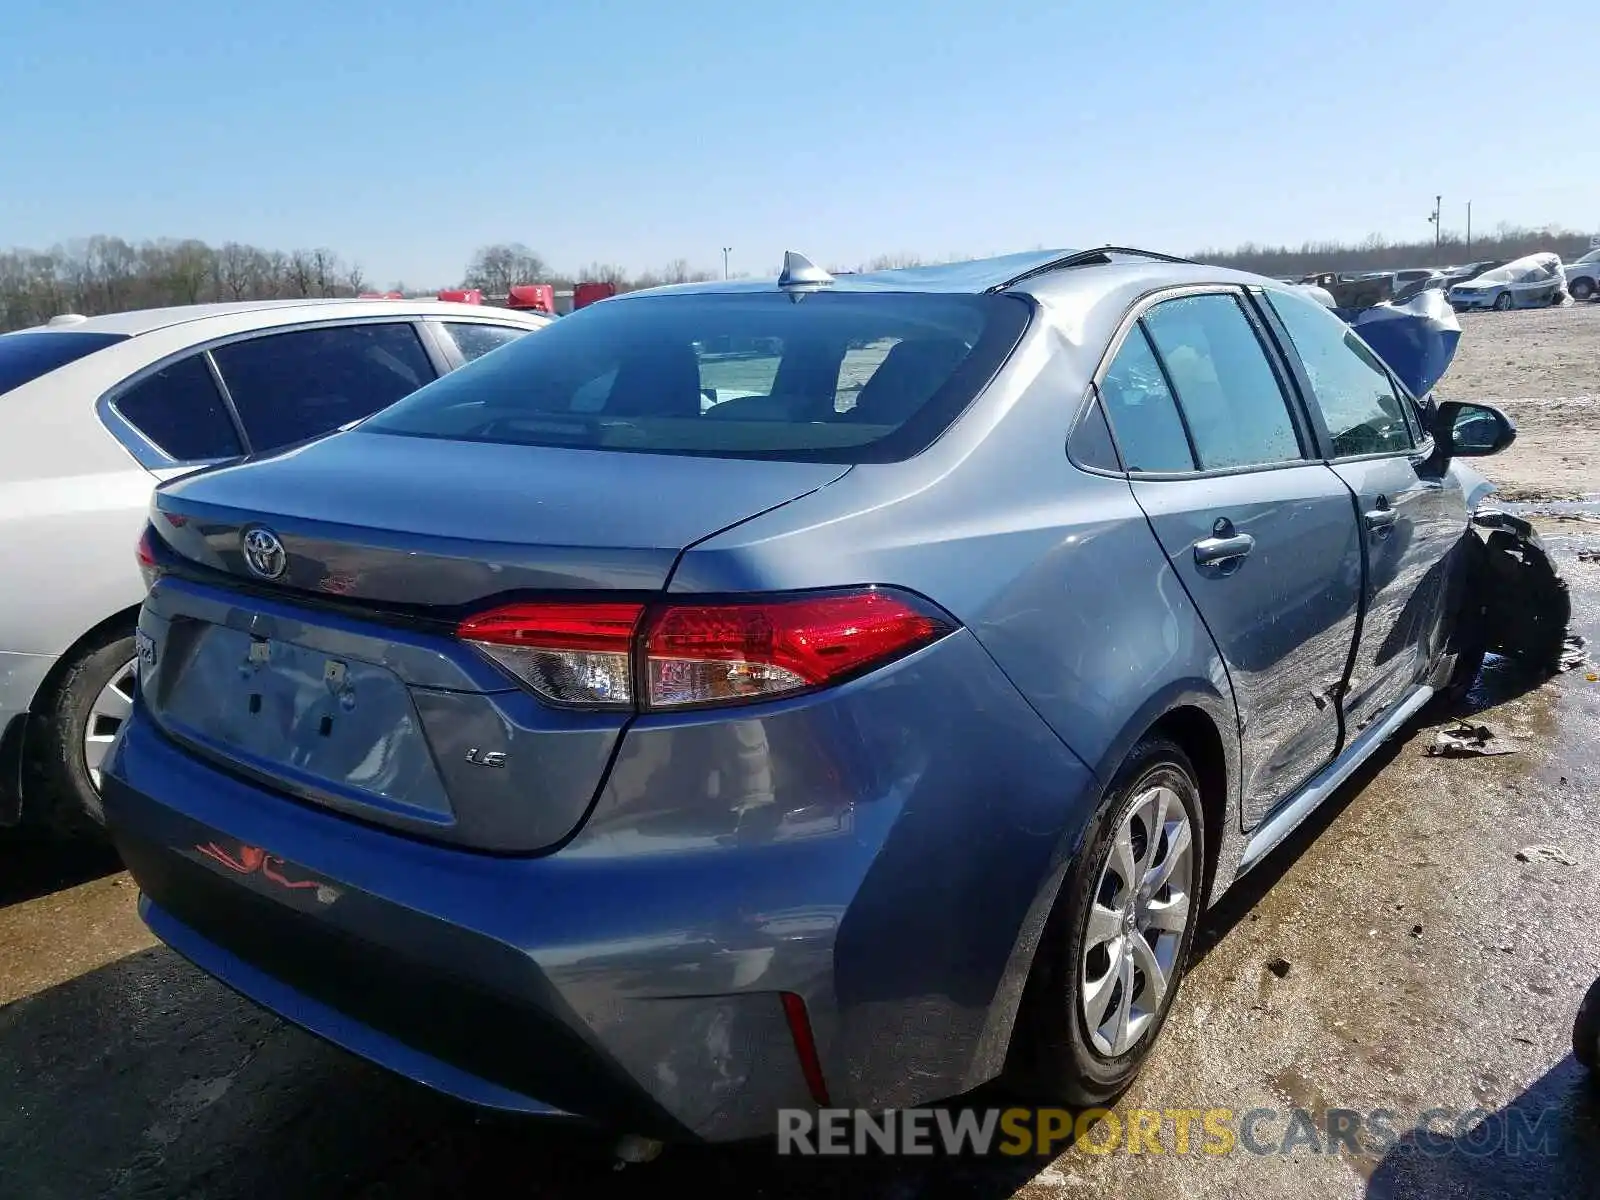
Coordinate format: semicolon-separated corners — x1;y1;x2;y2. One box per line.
1011;736;1204;1106
1571;278;1595;302
1493;292;1514;311
25;626;137;839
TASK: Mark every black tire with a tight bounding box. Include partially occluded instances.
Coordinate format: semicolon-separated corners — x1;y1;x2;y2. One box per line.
1492;292;1513;311
1473;516;1571;674
1573;976;1600;1073
24;625;137;840
1009;736;1205;1107
1571;278;1595;302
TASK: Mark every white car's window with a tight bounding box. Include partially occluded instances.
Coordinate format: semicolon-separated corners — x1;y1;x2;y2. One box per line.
115;354;244;462
444;323;531;363
213;323;436;452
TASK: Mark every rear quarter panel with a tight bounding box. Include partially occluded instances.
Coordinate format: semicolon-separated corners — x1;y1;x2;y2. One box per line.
0;345;164;658
671;312;1241;838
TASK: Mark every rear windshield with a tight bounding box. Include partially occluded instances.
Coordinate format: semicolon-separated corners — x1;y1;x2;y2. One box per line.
0;331;127;397
361;290;1029;462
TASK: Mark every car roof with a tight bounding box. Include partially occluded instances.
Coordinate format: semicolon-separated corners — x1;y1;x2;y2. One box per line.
610;246;1283;305
18;298;549;338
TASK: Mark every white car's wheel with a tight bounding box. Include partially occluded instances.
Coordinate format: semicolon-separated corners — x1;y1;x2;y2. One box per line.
26;626;136;839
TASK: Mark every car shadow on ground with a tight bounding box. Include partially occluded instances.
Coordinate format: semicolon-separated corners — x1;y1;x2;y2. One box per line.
1364;1055;1600;1199
0;944;1050;1199
0;829;120;909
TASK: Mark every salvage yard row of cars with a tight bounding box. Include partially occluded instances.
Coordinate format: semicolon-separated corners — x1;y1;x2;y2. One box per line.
0;249;1527;1144
1292;246;1600;310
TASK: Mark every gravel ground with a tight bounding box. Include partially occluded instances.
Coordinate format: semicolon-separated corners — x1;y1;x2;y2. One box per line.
1;303;1597;1199
1435;302;1600;502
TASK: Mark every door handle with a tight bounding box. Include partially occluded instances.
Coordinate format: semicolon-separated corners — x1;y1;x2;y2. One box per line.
1193;533;1256;567
1364;504;1398;535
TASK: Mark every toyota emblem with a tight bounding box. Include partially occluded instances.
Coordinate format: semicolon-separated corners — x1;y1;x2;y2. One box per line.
241;527;287;580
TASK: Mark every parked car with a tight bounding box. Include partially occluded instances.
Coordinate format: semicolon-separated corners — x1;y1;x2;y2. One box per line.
1440;260;1503;290
0;299;550;837
1561;247;1600;302
1448;252;1566;311
104;248;1512;1144
1390;268;1448;303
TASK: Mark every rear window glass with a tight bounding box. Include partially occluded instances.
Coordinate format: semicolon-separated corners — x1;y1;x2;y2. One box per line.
361;291;1029;462
0;331;126;397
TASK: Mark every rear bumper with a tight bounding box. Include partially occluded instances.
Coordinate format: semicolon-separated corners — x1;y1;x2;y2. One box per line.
104;629;1099;1141
0;650;56;824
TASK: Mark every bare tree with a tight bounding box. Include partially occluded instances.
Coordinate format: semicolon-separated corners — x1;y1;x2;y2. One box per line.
464;243;549;295
213;242;259;300
285;250;316;297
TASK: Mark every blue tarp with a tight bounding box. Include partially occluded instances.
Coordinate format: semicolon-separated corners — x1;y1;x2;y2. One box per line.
1336;289;1462;399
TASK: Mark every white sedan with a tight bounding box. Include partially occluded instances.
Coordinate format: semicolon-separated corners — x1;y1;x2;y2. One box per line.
0;298;550;837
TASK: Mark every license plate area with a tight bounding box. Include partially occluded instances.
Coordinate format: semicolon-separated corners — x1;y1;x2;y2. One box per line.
156;623;452;818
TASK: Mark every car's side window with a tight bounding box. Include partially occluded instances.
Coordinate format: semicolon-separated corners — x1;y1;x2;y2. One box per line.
1098;326;1195;472
1069;394;1122;472
1264;288;1416;457
1140;293;1304;470
212;323;437;452
114;354;244;462
444;322;531;363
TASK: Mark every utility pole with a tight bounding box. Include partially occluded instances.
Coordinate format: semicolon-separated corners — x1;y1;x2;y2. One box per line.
1466;201;1472;255
1428;195;1442;252
722;247;732;280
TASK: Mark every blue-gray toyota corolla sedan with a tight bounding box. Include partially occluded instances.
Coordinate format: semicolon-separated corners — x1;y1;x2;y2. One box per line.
103;248;1513;1143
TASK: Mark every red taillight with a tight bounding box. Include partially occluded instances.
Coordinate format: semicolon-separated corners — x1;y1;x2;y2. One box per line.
136;525;160;588
457;602;644;708
642;591;949;708
781;992;831;1106
455;589;951;711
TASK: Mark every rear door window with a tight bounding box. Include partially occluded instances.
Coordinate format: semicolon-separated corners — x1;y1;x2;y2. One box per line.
1264;288;1416;457
361;291;1028;463
1140;293;1304;470
444;322;533;363
0;331;126;397
1098;326;1195;472
114;355;244;461
213;323;436;451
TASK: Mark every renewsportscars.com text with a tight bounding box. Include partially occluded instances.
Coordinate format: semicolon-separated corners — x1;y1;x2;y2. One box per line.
777;1106;1558;1158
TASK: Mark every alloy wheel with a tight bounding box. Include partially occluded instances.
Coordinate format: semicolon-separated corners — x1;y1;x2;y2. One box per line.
83;657;137;789
1080;783;1195;1057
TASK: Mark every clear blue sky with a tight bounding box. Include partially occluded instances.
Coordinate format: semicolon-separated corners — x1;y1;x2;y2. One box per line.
3;0;1593;286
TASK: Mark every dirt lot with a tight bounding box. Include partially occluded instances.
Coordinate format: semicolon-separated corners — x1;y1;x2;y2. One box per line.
1;305;1598;1199
1435;302;1600;502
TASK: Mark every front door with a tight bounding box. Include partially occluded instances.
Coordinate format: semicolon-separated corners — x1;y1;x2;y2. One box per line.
1097;290;1366;826
1259;286;1465;735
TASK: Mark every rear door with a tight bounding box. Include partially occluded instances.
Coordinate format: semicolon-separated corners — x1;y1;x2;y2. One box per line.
1260;287;1462;736
1098;289;1364;826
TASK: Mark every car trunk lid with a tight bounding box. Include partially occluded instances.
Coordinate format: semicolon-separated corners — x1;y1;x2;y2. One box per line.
138;433;847;851
151;430;849;603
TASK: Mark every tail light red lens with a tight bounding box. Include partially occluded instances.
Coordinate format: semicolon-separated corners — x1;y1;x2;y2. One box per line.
456;602;644;708
136;525;160;589
456;589;952;711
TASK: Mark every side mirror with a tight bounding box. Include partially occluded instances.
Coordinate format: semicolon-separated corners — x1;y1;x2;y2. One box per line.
1433;400;1516;458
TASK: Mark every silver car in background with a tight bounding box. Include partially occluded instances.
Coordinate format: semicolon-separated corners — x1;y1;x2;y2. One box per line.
0;299;550;837
1447;251;1566;311
1562;246;1600;302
